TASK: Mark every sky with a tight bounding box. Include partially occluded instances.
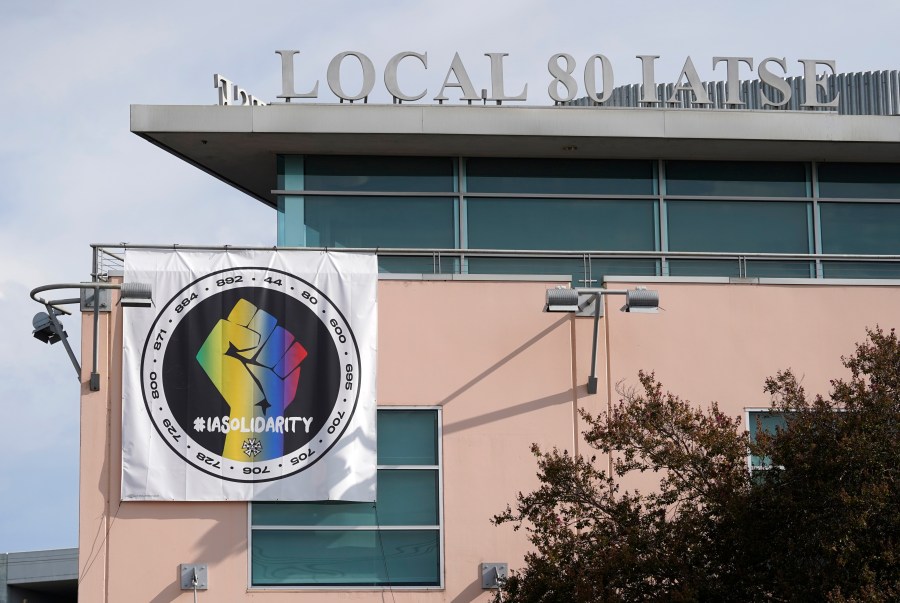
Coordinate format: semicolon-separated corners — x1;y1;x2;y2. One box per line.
0;0;898;553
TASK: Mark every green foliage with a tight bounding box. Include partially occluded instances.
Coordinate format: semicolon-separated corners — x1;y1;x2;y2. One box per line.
493;328;900;602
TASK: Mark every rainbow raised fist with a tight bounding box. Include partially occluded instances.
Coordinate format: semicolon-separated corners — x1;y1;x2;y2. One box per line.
196;298;307;461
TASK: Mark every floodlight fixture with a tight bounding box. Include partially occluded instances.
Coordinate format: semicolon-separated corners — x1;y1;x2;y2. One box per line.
543;286;660;394
622;288;660;313
544;287;580;312
32;311;63;344
30;281;153;390
119;282;153;307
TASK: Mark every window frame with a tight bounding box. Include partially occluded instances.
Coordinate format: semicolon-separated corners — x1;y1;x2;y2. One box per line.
745;407;788;473
464;196;660;252
665;198;814;254
276;154;900;282
247;405;444;591
663;160;811;199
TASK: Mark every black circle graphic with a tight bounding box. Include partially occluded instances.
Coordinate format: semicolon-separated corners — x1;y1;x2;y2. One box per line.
139;267;362;483
162;287;340;456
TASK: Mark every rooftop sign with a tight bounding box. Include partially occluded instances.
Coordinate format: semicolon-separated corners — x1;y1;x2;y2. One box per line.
215;52;841;109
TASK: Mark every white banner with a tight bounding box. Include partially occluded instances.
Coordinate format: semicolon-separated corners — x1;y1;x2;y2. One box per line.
122;250;377;501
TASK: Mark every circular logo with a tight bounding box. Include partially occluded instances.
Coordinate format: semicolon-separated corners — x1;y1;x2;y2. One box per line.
140;267;361;483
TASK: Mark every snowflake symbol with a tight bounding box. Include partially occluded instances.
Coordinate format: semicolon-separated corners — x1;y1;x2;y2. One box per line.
193;417;206;432
242;438;263;458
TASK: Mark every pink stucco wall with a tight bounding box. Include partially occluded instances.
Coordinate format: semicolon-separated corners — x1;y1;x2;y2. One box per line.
78;278;900;602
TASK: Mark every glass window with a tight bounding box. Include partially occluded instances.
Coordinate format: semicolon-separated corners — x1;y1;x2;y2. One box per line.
277;196;305;246
377;256;460;275
467;257;658;287
821;262;900;279
252;471;439;527
748;411;787;469
378;410;438;465
466;158;655;195
303;196;456;249
252;530;439;586
819;203;900;254
746;260;814;278
665;161;808;197
467;198;657;251
667;260;814;278
277;156;304;190
667;200;811;253
251;409;441;588
466;257;589;286
254;500;376;528
300;156;455;192
817;163;900;199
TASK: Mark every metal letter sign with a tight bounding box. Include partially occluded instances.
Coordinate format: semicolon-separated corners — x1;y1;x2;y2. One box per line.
256;51;840;109
122;250;377;501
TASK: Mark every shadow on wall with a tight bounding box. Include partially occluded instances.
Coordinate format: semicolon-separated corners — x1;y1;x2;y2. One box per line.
144;511;248;603
450;574;493;603
440;315;573;436
443;388;575;436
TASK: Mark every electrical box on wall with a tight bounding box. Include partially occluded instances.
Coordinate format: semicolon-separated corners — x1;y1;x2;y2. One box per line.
180;564;208;590
481;562;508;588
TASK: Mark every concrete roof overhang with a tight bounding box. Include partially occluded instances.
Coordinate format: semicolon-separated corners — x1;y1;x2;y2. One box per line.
131;104;900;208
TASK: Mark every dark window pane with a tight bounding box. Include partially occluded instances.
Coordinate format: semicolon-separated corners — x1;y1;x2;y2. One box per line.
820;203;900;254
667;200;811;253
466;158;655;195
818;163;900;199
747;261;814;278
467;198;657;250
668;260;741;278
302;156;455;192
252;470;438;527
748;411;788;468
822;262;900;279
378;256;459;275
304;196;455;248
378;410;438;465
375;470;439;525
666;161;808;197
748;412;787;441
277;156;303;190
466;257;588;286
467;257;657;286
278;196;305;247
253;501;375;527
587;258;660;282
252;529;440;586
667;260;813;278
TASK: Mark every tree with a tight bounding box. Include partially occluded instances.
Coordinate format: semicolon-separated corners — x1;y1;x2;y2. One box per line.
493;372;755;602
493;328;900;602
751;327;900;601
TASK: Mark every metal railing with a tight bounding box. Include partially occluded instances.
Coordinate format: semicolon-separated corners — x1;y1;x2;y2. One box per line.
91;244;900;283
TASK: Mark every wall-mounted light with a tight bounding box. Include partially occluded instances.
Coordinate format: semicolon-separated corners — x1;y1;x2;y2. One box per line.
623;288;660;313
30;281;153;391
119;282;153;307
32;311;65;344
544;287;580;312
544;286;659;394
